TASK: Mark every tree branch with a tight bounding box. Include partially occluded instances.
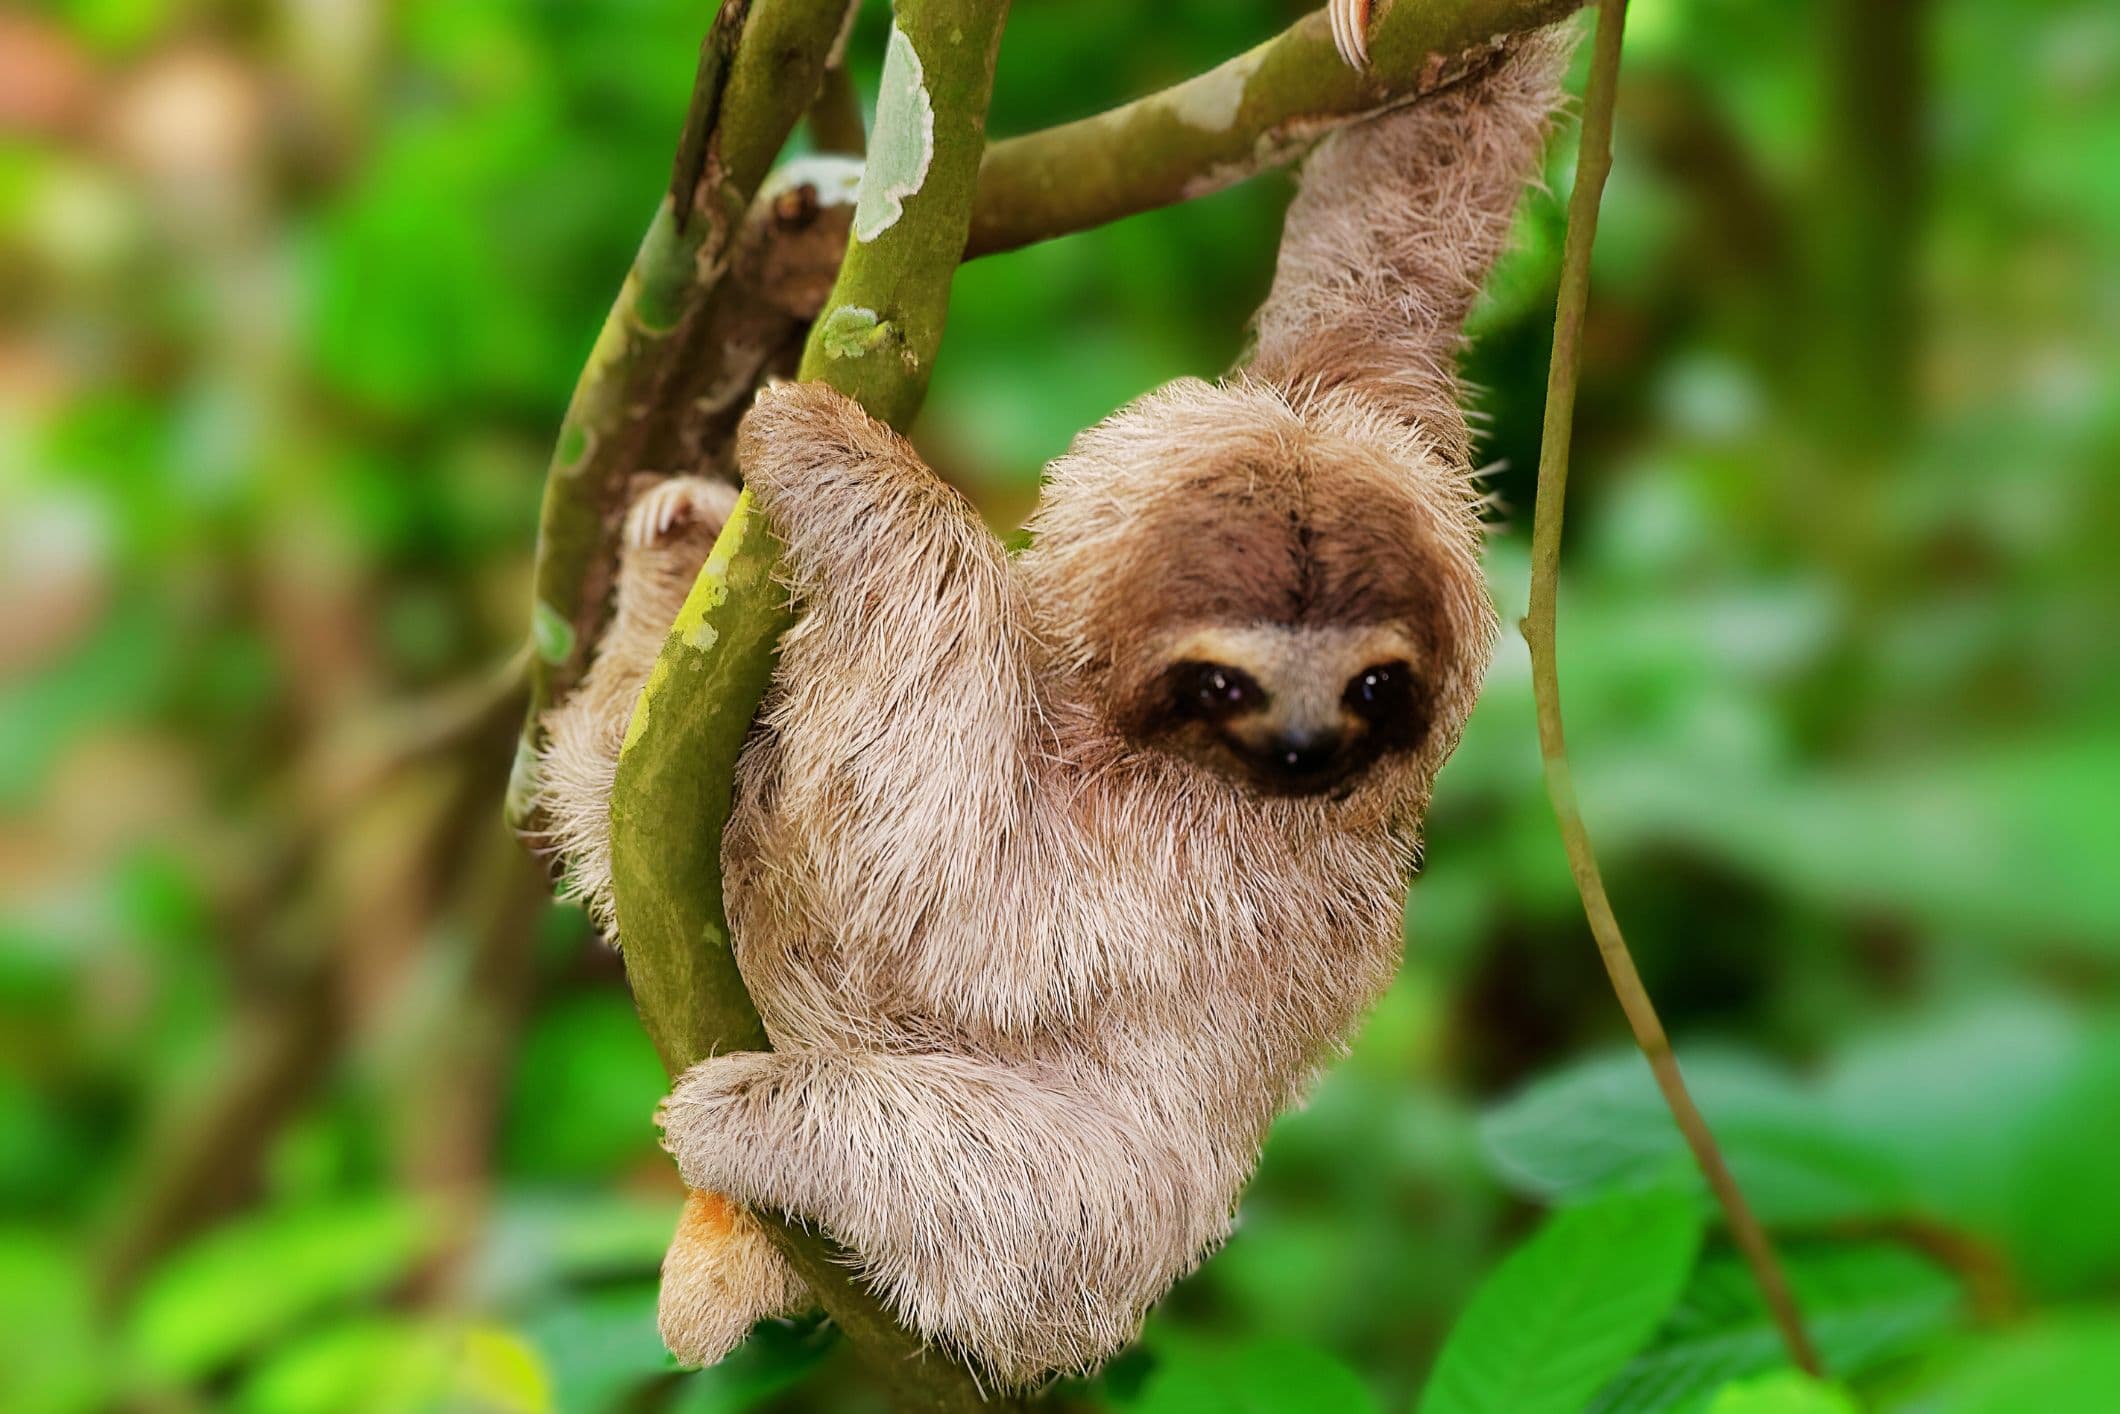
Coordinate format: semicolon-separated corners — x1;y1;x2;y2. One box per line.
808;58;868;156
968;0;1585;256
609;2;1017;1409
1519;0;1823;1378
509;0;858;830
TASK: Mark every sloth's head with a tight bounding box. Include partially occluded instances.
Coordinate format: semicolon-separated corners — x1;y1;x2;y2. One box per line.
1021;379;1498;804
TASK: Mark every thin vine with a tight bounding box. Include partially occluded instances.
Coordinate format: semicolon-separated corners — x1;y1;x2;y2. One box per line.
1521;0;1824;1376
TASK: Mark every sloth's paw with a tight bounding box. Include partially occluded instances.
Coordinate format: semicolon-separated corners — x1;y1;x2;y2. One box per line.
658;1189;809;1368
657;1051;784;1194
624;476;737;551
1328;0;1370;69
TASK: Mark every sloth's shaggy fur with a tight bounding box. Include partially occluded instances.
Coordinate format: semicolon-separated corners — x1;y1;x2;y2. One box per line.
539;476;740;936
538;30;1570;1388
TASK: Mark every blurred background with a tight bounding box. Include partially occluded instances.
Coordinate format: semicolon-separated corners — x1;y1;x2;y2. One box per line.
4;0;2117;1409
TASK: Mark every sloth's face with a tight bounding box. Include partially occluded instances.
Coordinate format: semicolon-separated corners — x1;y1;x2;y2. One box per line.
1142;622;1435;797
1028;408;1494;803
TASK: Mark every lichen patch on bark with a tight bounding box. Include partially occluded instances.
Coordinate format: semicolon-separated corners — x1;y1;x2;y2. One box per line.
1165;48;1262;132
818;305;896;360
852;25;935;243
532;600;577;665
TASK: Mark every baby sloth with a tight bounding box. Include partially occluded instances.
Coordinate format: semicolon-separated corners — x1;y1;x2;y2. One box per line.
539;32;1569;1389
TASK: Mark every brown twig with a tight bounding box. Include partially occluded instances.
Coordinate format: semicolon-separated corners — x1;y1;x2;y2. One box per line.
1823;1215;2022;1326
1519;0;1823;1378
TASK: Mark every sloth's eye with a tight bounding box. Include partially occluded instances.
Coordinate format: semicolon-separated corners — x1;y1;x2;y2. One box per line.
1176;662;1262;718
1345;661;1413;719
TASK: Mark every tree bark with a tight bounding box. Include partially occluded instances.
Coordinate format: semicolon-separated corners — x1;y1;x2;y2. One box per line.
610;4;1019;1408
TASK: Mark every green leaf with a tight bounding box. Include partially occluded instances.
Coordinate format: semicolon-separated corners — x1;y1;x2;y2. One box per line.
1130;1338;1380;1414
1820;997;2082;1235
234;1317;554;1414
667;1314;837;1414
234;1316;449;1414
1898;1312;2120;1413
501;993;668;1181
1585;738;2120;948
1704;1370;1860;1414
480;1192;679;1301
1481;1051;1909;1227
516;1286;690;1414
1589;1244;1961;1414
2006;1028;2120;1296
1419;1188;1705;1414
127;1195;440;1382
0;1231;105;1414
455;1324;554;1414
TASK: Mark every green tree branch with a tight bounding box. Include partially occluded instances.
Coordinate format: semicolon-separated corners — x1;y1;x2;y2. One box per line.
511;0;858;827
609;3;1016;1409
967;0;1584;256
1520;0;1824;1378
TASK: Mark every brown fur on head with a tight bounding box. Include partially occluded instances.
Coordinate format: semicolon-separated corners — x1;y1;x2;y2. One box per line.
1019;378;1497;809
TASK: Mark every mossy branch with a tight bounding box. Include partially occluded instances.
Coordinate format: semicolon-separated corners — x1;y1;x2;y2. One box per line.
609;2;1016;1409
1520;0;1824;1378
509;0;858;829
968;0;1586;256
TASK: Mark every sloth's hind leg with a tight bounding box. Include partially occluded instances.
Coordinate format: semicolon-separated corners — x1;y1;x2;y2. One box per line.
658;1189;809;1368
659;1049;1223;1385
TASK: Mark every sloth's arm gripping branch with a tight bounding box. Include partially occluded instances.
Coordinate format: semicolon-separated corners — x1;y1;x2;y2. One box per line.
967;0;1584;256
737;380;1031;843
737;384;1017;659
1249;30;1574;445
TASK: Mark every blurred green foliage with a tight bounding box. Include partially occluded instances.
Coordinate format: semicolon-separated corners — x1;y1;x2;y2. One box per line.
3;0;2118;1410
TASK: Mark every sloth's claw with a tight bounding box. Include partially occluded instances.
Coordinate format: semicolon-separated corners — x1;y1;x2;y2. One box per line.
1329;0;1371;70
624;477;731;551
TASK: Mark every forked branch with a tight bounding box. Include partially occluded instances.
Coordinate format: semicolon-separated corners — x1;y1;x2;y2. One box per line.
608;2;1017;1408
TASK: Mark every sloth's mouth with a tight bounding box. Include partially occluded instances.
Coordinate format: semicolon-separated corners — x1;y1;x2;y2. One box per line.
1220;736;1377;799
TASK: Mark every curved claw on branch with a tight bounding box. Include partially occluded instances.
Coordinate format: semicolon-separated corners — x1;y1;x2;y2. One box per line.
1330;0;1372;69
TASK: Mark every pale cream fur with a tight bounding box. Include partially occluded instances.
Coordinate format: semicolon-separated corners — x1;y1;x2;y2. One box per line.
538;477;739;934
536;31;1571;1389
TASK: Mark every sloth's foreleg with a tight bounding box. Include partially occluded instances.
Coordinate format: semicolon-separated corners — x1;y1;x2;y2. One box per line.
660;1049;1226;1385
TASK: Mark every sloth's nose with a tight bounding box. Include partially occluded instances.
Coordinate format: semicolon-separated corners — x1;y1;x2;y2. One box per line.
1264;727;1344;780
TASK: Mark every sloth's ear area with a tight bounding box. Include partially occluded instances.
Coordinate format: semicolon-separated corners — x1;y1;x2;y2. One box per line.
1248;30;1574;433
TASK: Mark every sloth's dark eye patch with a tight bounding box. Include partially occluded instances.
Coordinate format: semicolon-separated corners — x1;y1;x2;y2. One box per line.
1343;661;1414;723
1172;662;1265;720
